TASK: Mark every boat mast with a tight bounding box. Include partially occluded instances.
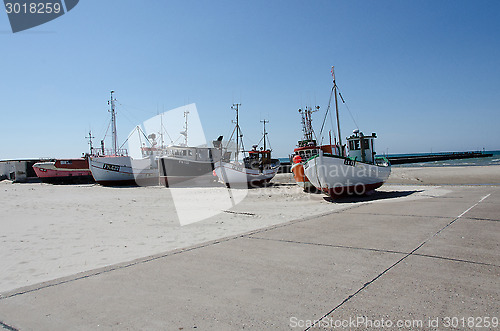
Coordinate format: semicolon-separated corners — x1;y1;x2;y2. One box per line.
85;130;94;154
160;108;165;149
332;67;343;156
232;103;241;161
305;107;312;141
109;90;118;155
182;109;189;146
260;119;269;151
299;106;319;143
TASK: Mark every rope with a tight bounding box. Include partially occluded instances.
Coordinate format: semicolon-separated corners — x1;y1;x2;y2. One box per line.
337;87;360;130
119;126;151;150
319;85;334;138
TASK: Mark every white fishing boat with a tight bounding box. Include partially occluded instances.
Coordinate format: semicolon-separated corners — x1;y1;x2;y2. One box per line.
89;91;137;185
303;67;391;197
89;155;137;186
214;104;280;187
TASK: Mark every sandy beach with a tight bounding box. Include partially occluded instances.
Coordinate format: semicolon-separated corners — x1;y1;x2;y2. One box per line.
0;166;500;330
387;165;500;185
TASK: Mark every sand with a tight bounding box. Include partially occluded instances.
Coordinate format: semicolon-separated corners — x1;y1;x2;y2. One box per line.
0;166;498;294
387;165;500;185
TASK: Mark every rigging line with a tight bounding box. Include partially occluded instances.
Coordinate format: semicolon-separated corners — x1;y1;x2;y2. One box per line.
266;132;273;151
224;126;238;150
238;126;246;153
319;85;335;144
160;122;174;144
119;126;150;150
117;102;153;116
267;137;272;151
256;135;264;147
115;106;142;133
102;118;112;140
96;116;110;141
336;86;359;130
319;85;334;136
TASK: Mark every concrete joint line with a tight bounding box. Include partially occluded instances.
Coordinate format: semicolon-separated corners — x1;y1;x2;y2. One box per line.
457;193;491;218
248;236;500;268
305;193;493;330
247;236;408;256
0;320;18;331
428;193;492;241
305;247;420;331
413;253;500;268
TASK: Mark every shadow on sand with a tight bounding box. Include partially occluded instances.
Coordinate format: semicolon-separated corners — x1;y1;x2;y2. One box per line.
323;190;423;203
266;182;298;188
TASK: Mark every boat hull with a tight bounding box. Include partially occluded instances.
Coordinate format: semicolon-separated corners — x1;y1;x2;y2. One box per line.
290;145;340;192
89;156;137;186
304;154;391;197
33;160;94;184
130;157;160;186
158;156;217;187
290;163;316;191
214;161;280;187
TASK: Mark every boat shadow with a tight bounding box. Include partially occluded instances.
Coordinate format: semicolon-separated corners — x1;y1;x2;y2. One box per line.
324;190;423;203
266;182;298;188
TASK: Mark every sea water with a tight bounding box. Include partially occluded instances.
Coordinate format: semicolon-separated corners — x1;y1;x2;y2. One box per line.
278;151;500;168
387;150;500;168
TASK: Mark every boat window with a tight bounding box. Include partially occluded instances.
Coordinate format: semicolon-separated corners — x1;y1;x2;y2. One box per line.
363;139;370;149
200;150;208;159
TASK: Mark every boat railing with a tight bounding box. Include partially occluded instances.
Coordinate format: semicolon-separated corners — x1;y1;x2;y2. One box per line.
375;156;390;166
91;148;128;157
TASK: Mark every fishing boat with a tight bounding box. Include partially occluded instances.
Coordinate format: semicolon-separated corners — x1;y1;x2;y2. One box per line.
33;131;98;184
290;106;341;191
32;156;94;184
89;91;137;186
158;109;223;186
303;67;391;197
213;104;280;187
129;129;170;186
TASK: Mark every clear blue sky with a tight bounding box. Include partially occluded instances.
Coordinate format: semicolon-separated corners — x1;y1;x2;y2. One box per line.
1;0;499;159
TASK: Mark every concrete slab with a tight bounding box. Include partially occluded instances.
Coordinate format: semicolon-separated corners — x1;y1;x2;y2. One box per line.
250;213;454;254
342;192;489;219
406;186;496;201
319;255;500;330
0;238;404;331
416;218;500;266
463;203;500;222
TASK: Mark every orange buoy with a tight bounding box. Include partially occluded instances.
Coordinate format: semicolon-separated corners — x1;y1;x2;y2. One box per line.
293;155;302;163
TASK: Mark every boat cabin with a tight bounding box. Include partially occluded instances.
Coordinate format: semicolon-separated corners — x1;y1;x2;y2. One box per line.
347;130;377;163
244;145;277;170
166;146;221;162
